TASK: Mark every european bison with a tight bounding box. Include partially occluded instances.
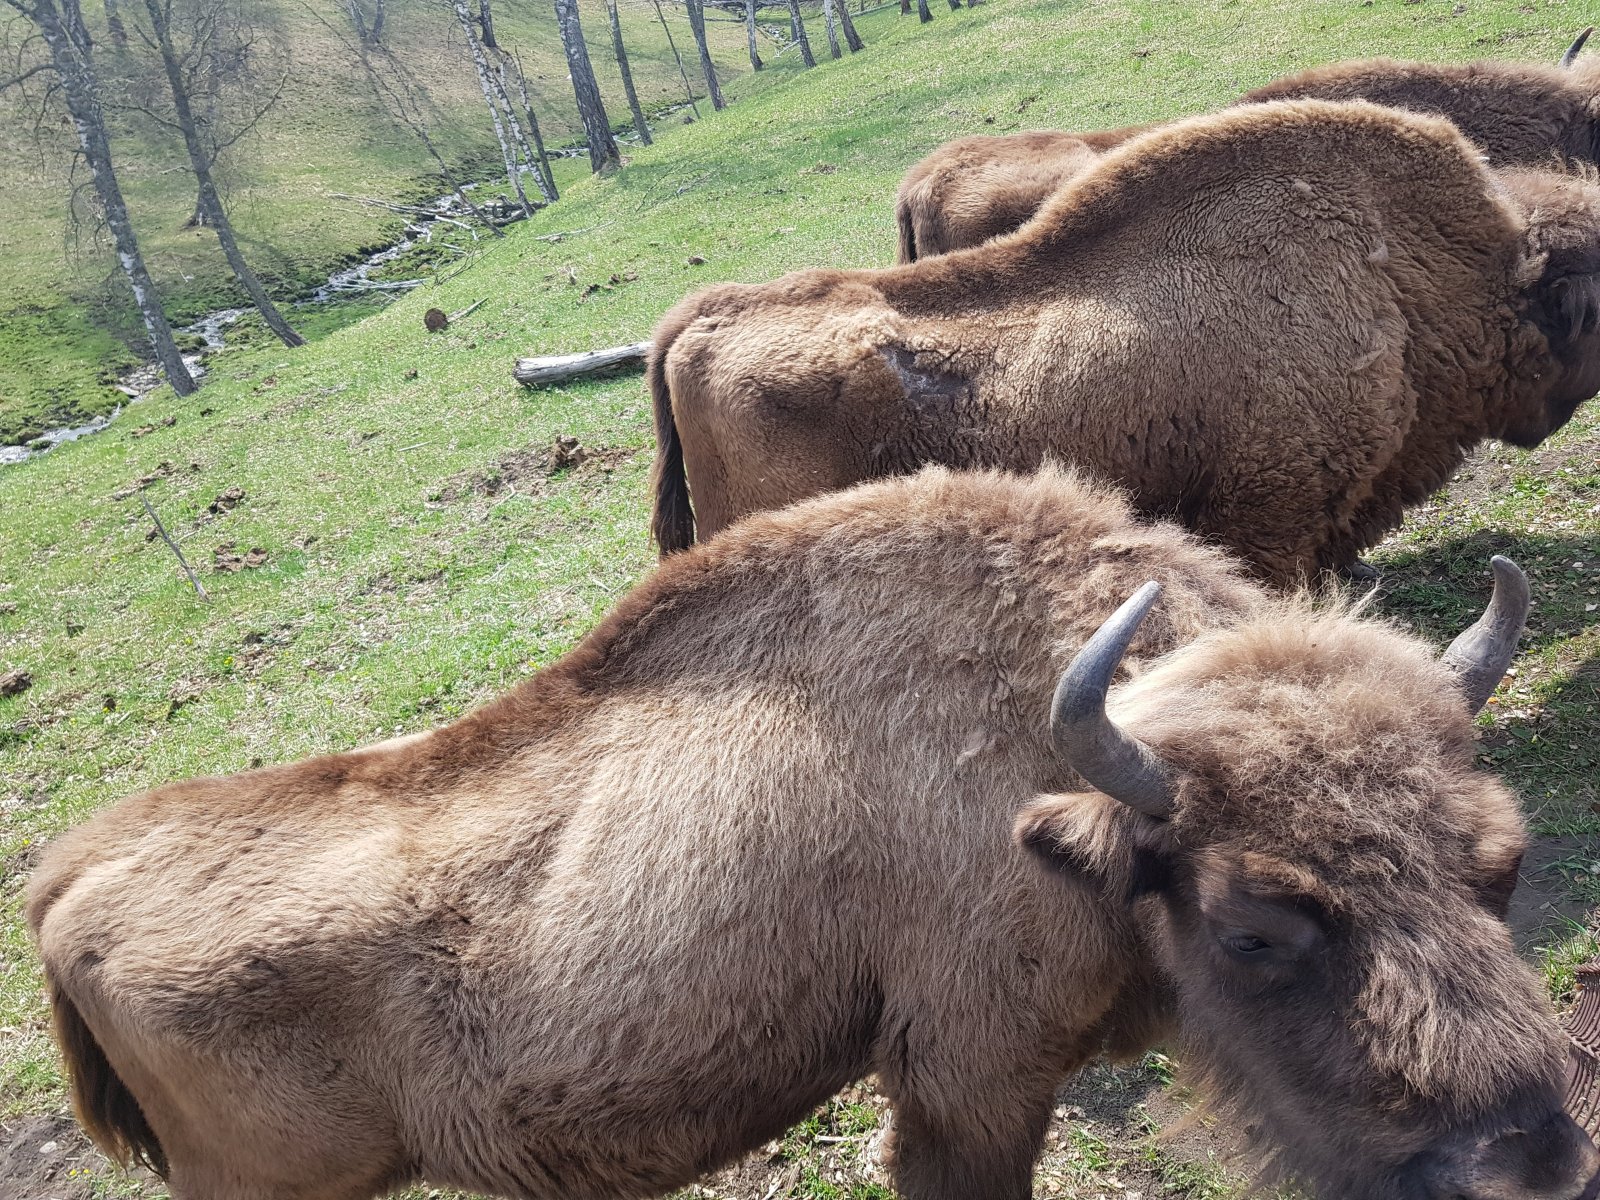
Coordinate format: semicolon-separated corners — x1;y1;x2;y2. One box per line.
28;465;1595;1200
651;101;1600;582
895;124;1151;262
896;31;1599;260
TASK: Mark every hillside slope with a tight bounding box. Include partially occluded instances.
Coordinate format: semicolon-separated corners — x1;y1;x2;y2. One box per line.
0;0;755;444
2;1;1598;1197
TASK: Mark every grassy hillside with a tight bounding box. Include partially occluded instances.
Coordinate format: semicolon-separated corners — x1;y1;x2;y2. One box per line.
2;0;1598;1196
0;0;758;445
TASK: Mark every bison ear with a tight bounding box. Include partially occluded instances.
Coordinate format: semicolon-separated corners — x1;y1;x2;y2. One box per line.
1016;792;1175;902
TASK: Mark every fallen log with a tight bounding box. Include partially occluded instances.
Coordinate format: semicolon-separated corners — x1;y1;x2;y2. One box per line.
514;341;651;387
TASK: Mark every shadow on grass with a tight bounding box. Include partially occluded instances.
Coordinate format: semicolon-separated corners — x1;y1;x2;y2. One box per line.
1371;529;1600;650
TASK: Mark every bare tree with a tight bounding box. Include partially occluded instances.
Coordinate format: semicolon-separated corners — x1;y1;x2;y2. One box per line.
450;0;532;214
2;0;196;394
554;0;619;171
837;0;862;51
489;59;552;203
652;0;699;115
131;0;303;346
604;0;649;144
311;6;505;236
476;0;495;48
820;0;839;59
506;52;557;199
785;0;814;66
104;0;128;45
346;0;383;44
683;0;722;110
743;0;760;70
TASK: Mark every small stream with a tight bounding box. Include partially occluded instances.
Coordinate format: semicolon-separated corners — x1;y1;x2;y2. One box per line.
0;188;489;467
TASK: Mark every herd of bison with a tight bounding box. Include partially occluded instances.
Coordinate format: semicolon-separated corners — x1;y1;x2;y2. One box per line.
24;27;1600;1200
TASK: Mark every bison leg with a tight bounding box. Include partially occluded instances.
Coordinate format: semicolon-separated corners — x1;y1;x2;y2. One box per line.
878;1087;1051;1200
874;1032;1058;1200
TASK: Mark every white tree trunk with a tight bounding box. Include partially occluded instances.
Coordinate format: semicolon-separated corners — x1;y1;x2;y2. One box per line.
36;0;196;394
822;0;841;59
450;0;532;216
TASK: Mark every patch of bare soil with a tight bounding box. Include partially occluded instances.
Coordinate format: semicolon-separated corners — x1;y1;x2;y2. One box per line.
1512;835;1598;953
0;1114;101;1200
432;437;640;506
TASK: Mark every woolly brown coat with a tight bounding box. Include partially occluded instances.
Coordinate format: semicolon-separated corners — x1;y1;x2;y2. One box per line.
27;467;1594;1200
896;49;1600;260
651;101;1600;582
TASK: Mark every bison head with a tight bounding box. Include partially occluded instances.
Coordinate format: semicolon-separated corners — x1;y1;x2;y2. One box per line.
1501;168;1600;446
1017;561;1597;1200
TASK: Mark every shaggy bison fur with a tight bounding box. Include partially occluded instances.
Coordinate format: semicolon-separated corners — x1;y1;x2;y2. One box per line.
651;101;1600;583
896;36;1600;260
28;465;1597;1200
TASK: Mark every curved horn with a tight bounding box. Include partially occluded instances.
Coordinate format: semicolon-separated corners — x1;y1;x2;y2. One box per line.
1051;581;1178;819
1441;556;1532;714
1562;27;1594;68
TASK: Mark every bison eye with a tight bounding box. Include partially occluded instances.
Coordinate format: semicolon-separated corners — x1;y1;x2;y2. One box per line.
1221;934;1271;958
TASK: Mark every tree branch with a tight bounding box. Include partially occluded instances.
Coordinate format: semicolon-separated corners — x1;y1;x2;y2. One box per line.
0;57;49;89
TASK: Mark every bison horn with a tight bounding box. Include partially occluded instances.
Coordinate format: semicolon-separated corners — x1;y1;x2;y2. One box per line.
1441;556;1531;714
1562;27;1594;68
1050;581;1178;819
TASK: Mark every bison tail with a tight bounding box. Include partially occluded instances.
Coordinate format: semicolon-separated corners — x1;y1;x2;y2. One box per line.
648;334;696;556
896;197;918;263
47;979;168;1179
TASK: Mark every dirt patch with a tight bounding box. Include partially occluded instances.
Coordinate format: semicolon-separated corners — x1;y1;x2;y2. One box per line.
432;439;640;504
1512;834;1599;953
0;1113;102;1200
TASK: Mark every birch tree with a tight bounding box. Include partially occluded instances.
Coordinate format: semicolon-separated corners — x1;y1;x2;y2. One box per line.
554;0;619;171
2;0;196;394
821;0;840;59
837;1;862;51
346;0;383;44
104;0;128;45
506;52;558;198
683;0;722;111
604;0;650;144
652;0;699;115
785;0;814;66
133;0;303;346
450;0;532;214
743;0;760;70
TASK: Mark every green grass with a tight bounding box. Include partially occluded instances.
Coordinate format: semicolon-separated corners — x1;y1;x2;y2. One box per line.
0;0;760;443
2;0;1598;1195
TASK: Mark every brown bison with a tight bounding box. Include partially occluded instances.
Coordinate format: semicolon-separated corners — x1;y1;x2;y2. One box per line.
650;101;1600;582
895;124;1151;262
27;464;1596;1200
895;31;1599;260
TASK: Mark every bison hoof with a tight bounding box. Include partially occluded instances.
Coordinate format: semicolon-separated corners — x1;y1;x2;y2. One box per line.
1339;559;1383;582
